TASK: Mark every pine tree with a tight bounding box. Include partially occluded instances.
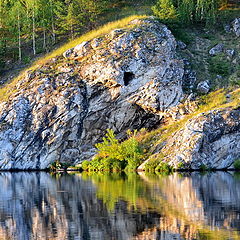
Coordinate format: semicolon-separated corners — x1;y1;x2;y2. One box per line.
178;0;195;23
54;0;68;35
80;0;107;29
23;0;40;55
49;0;56;44
152;0;177;21
196;0;219;24
39;0;52;51
66;2;78;39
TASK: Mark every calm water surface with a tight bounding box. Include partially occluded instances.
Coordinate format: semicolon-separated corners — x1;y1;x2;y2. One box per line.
0;172;240;240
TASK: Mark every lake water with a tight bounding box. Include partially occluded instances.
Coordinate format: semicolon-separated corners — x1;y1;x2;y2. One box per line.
0;172;240;240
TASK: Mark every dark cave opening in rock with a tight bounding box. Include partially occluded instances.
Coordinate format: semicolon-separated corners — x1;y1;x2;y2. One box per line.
123;72;135;86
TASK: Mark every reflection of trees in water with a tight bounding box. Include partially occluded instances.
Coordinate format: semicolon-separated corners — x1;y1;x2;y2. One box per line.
0;172;239;240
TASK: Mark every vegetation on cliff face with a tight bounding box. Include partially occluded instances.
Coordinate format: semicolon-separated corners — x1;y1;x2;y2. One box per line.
82;129;144;172
81;88;240;173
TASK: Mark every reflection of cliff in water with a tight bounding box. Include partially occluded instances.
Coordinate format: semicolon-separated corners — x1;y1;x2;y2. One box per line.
89;172;240;239
0;173;161;240
160;172;240;231
0;172;240;240
136;172;240;239
194;172;240;229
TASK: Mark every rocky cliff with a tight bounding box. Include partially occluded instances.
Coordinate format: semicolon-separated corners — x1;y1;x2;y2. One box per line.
161;107;240;169
0;16;239;170
0;17;185;169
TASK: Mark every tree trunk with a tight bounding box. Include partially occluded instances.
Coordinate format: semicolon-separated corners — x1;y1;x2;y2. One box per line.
50;0;56;44
32;4;36;55
43;28;46;51
71;23;74;40
17;10;22;62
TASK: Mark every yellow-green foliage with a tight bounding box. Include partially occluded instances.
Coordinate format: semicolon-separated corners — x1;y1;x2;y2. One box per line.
49;160;70;171
81;172;144;211
0;15;147;103
152;0;177;21
82;129;144;172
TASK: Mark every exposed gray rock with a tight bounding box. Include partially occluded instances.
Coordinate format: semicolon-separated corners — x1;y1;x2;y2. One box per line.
232;18;240;37
197;80;210;94
182;59;196;91
0;17;185;169
177;41;187;50
226;49;235;57
63;48;74;58
224;24;231;33
160;108;240;169
209;44;224;56
216;74;223;81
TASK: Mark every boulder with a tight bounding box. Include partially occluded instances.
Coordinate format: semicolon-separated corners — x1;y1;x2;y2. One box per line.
160;108;240;169
182;59;196;91
232;18;240;37
209;44;224;56
226;49;235;57
0;17;185;169
197;80;210;94
224;24;231;33
177;41;187;50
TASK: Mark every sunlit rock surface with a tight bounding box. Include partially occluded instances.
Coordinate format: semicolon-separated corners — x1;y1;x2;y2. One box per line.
0;17;185;169
161;107;240;169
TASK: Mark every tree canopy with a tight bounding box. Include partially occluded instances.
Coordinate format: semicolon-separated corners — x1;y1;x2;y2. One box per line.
152;0;231;24
0;0;110;65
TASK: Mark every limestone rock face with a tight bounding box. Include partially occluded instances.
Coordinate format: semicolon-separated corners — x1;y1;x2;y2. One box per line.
232;18;240;37
0;18;185;169
161;108;240;169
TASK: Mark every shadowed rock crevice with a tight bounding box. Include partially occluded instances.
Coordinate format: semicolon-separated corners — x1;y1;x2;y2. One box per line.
123;72;135;86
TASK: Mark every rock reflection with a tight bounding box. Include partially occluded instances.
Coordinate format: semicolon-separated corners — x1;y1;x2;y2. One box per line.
0;172;239;240
135;172;240;239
